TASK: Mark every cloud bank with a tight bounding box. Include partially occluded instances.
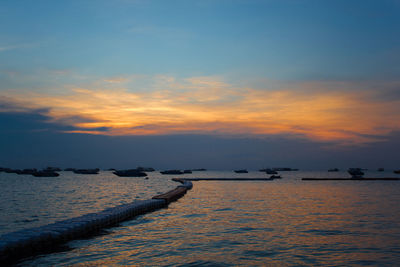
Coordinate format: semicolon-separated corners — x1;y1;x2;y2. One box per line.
1;75;399;146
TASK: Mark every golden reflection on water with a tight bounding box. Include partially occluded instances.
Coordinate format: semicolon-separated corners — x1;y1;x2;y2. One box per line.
144;181;400;266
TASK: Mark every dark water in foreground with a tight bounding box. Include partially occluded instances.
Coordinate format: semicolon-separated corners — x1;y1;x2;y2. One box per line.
2;171;400;266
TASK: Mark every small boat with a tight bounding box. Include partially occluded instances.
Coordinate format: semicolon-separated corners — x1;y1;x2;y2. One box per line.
328;168;339;172
234;169;248;173
136;167;155;172
73;168;100;174
394;170;400;174
272;167;298;171
265;169;278;174
45;167;62;172
113;169;147;177
17;168;38;175
32;170;60;177
183;170;192;174
3;168;20;173
348;168;364;178
160;170;184;175
270;175;281;179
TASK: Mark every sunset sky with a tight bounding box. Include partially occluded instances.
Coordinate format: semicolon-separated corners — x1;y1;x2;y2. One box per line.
1;0;400;169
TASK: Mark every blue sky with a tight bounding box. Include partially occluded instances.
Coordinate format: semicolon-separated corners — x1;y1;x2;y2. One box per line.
1;0;400;169
2;0;399;80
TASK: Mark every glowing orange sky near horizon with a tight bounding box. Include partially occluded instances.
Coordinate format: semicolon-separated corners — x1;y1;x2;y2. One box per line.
2;77;400;146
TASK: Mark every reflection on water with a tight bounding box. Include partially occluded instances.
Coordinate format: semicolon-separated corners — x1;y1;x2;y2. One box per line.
0;171;177;235
13;171;400;266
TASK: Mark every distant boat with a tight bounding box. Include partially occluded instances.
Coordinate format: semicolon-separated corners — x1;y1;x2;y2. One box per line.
15;169;37;175
183;170;192;174
272;167;298;171
259;168;278;174
45;167;62;172
378;168;384;172
136;167;155;172
265;169;278;174
234;169;248;173
192;168;207;171
3;168;19;174
328;168;339;172
160;170;184;175
73;168;99;174
394;170;400;174
32;170;60;177
270;175;281;179
113;169;147;177
348;168;364;178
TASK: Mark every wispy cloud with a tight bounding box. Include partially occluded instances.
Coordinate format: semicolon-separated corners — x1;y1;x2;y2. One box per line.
0;43;38;52
1;76;400;145
0;45;20;52
103;76;130;84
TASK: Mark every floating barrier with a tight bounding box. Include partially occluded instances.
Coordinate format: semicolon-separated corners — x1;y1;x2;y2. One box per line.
0;179;193;264
302;178;400;181
172;178;194;189
153;187;188;204
176;177;275;181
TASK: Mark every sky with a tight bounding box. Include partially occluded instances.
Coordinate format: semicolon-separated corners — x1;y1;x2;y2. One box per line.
1;0;400;170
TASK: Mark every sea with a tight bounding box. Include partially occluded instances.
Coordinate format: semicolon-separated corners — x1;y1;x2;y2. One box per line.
1;170;400;266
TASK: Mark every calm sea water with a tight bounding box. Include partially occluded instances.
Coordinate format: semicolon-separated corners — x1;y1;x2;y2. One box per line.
0;171;177;235
1;170;400;266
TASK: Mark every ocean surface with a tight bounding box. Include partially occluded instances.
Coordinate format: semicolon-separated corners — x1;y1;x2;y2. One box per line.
1;170;400;266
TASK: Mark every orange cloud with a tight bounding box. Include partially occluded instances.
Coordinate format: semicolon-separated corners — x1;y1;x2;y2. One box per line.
1;77;399;145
